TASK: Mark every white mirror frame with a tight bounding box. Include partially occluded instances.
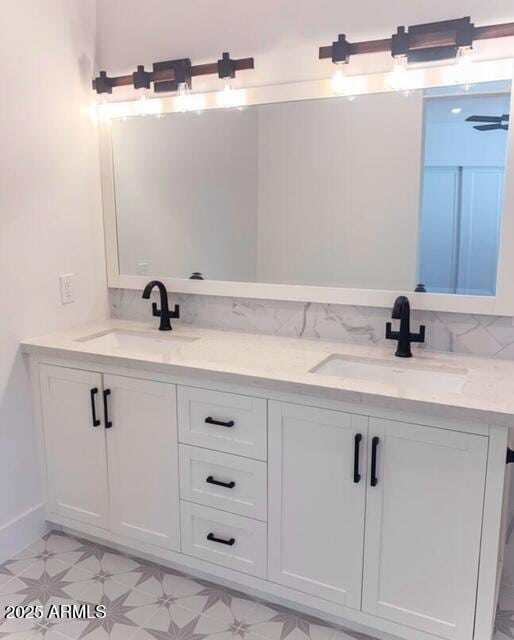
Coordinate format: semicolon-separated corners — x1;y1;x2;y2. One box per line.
100;58;514;315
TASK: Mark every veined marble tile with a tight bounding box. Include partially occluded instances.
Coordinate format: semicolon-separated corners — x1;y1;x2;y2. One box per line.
109;290;514;360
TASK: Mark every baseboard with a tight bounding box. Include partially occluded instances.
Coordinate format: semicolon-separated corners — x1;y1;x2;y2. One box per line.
0;503;48;563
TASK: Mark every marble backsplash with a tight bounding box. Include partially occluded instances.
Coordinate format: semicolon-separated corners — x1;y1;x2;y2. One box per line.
109;288;514;591
110;288;514;359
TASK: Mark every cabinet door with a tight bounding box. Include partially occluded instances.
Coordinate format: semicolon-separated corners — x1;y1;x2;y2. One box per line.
268;402;367;609
362;418;488;640
104;374;180;551
40;365;109;528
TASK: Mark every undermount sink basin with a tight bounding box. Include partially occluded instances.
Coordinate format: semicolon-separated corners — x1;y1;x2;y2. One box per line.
311;354;468;394
75;329;199;355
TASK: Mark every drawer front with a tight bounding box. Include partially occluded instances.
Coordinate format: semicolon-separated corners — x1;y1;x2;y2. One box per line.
178;387;267;460
179;445;267;521
180;502;267;578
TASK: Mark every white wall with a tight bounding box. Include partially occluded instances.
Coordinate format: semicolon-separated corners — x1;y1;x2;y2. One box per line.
0;0;107;560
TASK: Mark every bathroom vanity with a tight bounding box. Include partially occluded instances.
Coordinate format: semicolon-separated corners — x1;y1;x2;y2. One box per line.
22;321;513;640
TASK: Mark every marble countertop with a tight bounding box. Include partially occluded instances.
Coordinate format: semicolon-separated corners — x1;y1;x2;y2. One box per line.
21;319;514;427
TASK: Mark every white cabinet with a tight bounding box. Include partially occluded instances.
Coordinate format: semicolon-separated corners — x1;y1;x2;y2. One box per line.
362;418;488;640
35;361;503;640
268;404;490;639
40;365;109;529
40;365;180;551
268;402;368;610
104;374;180;550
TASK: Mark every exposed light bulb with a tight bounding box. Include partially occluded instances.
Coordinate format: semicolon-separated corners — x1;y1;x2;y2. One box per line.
175;82;206;113
331;63;348;95
216;80;246;109
453;46;473;89
389;55;409;92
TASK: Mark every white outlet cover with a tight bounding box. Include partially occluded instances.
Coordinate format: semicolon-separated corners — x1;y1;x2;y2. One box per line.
59;273;75;304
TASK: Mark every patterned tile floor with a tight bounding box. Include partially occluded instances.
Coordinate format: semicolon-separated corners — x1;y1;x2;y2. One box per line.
0;531;512;640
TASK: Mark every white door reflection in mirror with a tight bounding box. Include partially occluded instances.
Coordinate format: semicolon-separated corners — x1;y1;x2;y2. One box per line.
417;83;509;295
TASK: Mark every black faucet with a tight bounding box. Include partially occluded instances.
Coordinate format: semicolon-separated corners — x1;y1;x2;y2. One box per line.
385;296;425;358
142;280;180;331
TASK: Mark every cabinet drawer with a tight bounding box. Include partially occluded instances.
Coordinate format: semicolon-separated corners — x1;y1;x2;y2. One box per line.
179;445;267;521
178;387;267;460
180;502;267;578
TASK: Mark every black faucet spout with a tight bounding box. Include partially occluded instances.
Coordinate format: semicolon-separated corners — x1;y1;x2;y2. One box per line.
142;280;180;331
386;296;425;358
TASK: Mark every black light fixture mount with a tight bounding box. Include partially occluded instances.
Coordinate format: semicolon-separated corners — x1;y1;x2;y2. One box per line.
132;65;152;90
94;70;114;95
218;52;236;79
152;58;192;93
331;34;351;65
391;17;475;63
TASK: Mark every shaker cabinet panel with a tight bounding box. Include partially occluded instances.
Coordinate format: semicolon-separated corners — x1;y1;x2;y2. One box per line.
362;418;488;640
178;386;267;460
40;365;109;529
104;374;181;551
268;401;367;609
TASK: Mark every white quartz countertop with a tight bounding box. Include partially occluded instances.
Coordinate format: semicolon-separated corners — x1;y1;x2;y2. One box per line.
21;319;514;427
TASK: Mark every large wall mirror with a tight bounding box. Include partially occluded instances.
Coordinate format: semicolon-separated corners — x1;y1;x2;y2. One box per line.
101;67;514;314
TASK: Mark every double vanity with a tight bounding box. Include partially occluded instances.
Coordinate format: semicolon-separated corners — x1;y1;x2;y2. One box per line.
22;318;513;640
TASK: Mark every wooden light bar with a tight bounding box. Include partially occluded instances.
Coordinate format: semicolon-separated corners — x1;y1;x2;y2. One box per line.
319;18;514;62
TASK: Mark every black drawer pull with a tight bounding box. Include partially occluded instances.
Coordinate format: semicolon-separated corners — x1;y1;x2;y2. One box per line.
353;433;362;483
371;436;380;487
103;389;112;429
206;475;236;489
90;388;100;427
205;417;235;428
207;533;235;546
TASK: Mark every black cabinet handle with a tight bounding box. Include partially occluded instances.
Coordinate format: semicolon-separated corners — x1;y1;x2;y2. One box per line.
103;389;112;429
207;533;235;546
371;436;380;487
353;433;362;483
90;388;100;427
205;417;235;428
206;475;236;489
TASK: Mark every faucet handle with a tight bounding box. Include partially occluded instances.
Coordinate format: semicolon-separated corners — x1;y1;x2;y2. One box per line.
151;302;161;318
385;322;399;340
170;304;180;319
411;325;426;343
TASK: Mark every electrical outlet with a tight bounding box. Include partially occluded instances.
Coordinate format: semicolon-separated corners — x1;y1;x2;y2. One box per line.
59;273;75;304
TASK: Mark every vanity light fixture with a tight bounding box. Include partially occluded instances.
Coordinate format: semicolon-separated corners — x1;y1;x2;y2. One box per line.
320;17;514;91
452;46;474;88
132;65;155;115
388;55;410;92
175;82;206;113
216;52;247;108
330;34;351;96
92;53;255;112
